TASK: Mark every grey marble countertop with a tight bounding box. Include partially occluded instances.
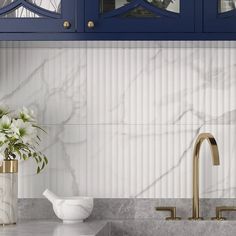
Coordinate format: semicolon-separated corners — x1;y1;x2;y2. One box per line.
2;219;236;236
0;220;109;236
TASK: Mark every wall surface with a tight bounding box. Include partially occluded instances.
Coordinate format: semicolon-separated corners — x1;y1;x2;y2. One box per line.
0;42;236;198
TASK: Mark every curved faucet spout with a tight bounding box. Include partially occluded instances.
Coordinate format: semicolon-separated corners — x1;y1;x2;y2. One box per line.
190;133;220;220
193;133;220;166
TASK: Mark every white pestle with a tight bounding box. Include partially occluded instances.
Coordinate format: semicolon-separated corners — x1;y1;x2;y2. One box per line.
43;189;60;204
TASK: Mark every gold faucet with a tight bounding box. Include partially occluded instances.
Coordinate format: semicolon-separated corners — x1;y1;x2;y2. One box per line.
155;207;181;220
189;133;220;220
212;206;236;220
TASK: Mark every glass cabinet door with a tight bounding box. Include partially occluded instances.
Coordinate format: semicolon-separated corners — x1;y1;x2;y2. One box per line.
85;0;194;32
218;0;236;13
0;0;76;32
204;0;236;32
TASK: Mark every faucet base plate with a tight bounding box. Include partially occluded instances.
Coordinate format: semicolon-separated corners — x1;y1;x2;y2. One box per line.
211;217;226;221
188;217;204;220
166;217;181;221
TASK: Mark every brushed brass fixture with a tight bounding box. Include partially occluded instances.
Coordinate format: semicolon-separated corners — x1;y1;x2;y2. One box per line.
0;223;16;227
63;20;71;29
87;20;95;28
211;206;236;220
0;160;18;173
189;133;220;220
155;207;181;220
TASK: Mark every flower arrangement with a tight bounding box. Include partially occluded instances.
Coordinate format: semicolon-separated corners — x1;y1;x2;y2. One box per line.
0;107;48;173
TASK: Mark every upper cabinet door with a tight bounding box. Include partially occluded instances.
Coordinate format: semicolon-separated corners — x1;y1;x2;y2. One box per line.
85;0;195;32
0;0;75;32
204;0;236;32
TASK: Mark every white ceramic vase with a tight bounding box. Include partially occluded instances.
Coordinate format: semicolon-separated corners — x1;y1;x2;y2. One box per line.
0;160;18;225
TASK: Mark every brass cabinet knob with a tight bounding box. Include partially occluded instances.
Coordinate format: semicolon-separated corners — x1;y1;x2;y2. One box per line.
87;20;95;29
155;207;181;220
63;21;71;29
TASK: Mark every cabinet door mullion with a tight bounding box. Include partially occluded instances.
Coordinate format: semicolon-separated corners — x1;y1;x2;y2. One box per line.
85;0;195;33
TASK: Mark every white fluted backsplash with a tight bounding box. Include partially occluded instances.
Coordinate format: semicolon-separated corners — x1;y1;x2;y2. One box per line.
0;42;236;198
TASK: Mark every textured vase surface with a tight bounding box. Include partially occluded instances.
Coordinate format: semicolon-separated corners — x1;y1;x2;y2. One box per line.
0;173;18;224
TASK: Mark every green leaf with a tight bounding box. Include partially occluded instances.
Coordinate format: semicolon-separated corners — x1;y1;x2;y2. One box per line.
33;125;47;133
41;161;45;170
15;149;22;157
44;156;48;165
34;156;39;163
23;154;28;160
38;155;42;163
37;166;40;174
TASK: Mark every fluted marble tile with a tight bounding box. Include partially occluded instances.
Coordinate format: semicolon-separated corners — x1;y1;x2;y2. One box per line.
87;47;236;125
86;124;199;198
17;123;236;198
199;125;236;198
0;48;87;125
85;124;236;198
18;125;87;198
1;44;236;199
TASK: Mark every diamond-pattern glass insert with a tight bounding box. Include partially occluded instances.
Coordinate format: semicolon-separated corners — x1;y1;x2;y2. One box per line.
26;0;61;13
0;0;14;9
219;0;236;13
0;0;61;13
101;0;179;14
149;0;179;13
122;6;160;17
0;5;41;17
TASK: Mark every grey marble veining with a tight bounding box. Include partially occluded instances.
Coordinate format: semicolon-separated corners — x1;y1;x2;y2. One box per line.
7;219;236;236
18;199;57;220
2;219;236;236
110;220;236;236
90;199;236;221
90;199;135;220
18;198;236;221
12;199;236;236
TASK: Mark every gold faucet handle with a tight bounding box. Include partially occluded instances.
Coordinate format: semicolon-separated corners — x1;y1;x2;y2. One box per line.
155;207;181;220
211;206;236;220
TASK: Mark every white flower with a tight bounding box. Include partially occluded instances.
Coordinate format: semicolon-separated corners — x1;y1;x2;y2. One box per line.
11;119;37;144
0;133;6;142
0;115;11;130
19;107;35;122
0;106;9;117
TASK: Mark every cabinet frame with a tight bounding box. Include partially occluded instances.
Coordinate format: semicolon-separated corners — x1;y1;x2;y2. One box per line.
85;0;195;33
0;0;236;40
0;0;76;33
204;0;236;32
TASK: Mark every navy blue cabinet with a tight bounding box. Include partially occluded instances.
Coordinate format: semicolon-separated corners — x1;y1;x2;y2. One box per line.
204;0;236;33
1;0;236;40
85;0;195;33
0;0;76;32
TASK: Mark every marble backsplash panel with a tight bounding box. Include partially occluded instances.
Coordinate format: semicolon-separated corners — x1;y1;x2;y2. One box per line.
0;42;236;198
